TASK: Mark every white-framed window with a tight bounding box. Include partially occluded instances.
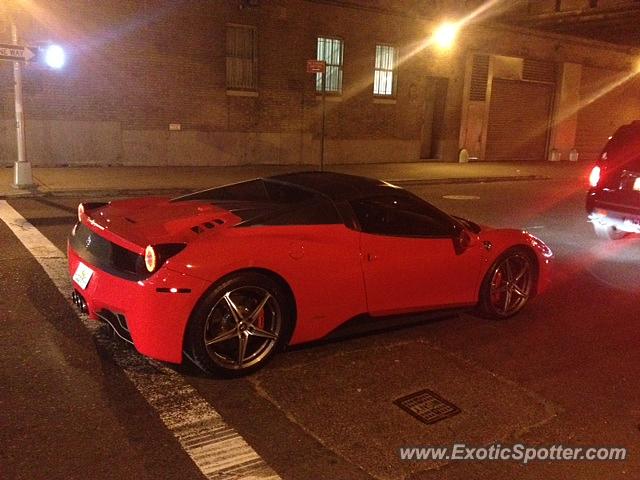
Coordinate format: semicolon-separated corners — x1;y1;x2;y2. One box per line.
316;36;344;94
226;24;257;90
373;44;397;96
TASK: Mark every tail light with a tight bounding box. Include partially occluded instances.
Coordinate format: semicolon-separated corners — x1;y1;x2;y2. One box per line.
144;245;157;273
589;165;601;188
144;243;186;273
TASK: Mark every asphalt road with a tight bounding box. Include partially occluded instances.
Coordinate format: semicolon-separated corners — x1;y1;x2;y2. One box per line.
2;178;639;480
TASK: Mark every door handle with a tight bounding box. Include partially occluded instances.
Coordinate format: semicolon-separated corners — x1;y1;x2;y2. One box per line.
367;253;378;262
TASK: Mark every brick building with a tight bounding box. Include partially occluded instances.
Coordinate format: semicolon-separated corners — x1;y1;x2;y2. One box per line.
0;0;639;167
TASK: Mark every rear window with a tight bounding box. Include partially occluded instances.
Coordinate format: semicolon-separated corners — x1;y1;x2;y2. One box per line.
243;199;341;226
173;179;316;204
173;178;341;226
602;122;640;171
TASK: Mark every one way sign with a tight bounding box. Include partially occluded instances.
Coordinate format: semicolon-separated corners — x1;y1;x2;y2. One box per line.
0;43;37;63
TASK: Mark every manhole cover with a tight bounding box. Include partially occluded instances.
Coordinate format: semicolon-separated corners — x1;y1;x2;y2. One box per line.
394;389;461;425
442;194;480;200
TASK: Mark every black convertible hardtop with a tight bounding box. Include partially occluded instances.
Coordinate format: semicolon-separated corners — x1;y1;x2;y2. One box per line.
170;171;402;226
268;171;397;201
172;171;399;204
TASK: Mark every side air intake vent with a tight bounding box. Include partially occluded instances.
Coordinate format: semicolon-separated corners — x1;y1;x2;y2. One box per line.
191;219;225;234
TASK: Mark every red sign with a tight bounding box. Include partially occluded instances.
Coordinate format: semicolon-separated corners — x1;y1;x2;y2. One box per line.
306;59;326;74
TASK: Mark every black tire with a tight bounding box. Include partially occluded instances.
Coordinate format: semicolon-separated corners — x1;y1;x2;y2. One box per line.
185;271;293;376
477;248;537;320
593;223;626;240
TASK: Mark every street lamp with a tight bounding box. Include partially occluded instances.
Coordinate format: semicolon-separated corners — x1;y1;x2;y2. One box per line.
43;44;65;69
432;21;460;51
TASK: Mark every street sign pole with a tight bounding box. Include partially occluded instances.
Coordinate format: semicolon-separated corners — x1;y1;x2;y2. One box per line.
320;70;326;172
11;22;33;188
307;59;327;173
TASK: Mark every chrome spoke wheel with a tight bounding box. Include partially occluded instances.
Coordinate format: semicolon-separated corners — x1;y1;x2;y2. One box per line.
203;286;282;370
205;328;238;346
489;253;533;317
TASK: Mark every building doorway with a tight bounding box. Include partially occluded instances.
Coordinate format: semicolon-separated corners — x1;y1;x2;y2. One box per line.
420;76;449;159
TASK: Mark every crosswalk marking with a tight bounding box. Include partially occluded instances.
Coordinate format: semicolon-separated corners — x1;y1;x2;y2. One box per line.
0;200;280;480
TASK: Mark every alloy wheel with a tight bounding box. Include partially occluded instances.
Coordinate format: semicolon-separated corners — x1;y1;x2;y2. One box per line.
203;286;282;370
489;253;533;317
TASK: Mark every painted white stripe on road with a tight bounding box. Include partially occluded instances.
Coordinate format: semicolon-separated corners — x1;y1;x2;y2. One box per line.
0;200;280;480
442;194;480;200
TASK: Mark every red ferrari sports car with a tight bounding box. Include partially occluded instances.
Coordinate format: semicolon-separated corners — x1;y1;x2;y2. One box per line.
68;172;552;375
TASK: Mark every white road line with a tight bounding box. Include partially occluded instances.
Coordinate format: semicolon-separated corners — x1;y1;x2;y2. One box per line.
442;194;480;200
0;200;280;480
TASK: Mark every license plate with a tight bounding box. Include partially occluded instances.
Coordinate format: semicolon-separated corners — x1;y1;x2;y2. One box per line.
634;178;640;191
73;262;94;290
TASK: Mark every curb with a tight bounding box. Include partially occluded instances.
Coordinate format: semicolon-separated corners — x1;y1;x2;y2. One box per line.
388;175;549;186
0;188;193;199
0;174;552;199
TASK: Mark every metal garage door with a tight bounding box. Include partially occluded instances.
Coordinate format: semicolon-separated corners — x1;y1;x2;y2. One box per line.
485;78;554;162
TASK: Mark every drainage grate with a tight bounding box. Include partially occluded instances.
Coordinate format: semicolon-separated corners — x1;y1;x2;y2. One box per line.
394;389;461;425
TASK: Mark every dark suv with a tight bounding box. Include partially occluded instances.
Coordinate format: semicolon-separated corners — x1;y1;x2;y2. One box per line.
586;120;640;239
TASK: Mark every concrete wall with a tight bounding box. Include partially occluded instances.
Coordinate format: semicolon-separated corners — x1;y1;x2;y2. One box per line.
549;63;582;160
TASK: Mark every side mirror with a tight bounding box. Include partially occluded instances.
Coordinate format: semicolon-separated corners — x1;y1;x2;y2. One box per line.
452;227;475;255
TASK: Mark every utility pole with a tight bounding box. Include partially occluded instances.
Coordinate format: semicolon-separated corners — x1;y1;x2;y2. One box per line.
320;70;326;172
306;59;327;172
11;21;33;188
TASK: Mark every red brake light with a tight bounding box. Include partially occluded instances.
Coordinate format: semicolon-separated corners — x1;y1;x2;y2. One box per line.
145;245;157;273
589;166;601;188
142;244;185;275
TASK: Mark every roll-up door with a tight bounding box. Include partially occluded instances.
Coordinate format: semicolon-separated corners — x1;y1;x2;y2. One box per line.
485;78;555;162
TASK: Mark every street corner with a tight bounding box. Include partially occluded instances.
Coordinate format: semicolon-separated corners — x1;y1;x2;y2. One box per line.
249;339;558;480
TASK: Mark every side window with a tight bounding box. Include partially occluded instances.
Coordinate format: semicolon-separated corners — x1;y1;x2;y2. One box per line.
350;195;452;237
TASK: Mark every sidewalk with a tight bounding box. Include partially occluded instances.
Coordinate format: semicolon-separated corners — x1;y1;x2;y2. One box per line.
0;161;591;197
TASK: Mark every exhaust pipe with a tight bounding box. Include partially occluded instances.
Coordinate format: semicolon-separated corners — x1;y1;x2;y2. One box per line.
71;291;88;313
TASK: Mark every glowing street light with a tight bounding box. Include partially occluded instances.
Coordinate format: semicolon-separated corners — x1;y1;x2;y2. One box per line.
432;21;460;51
43;44;66;69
